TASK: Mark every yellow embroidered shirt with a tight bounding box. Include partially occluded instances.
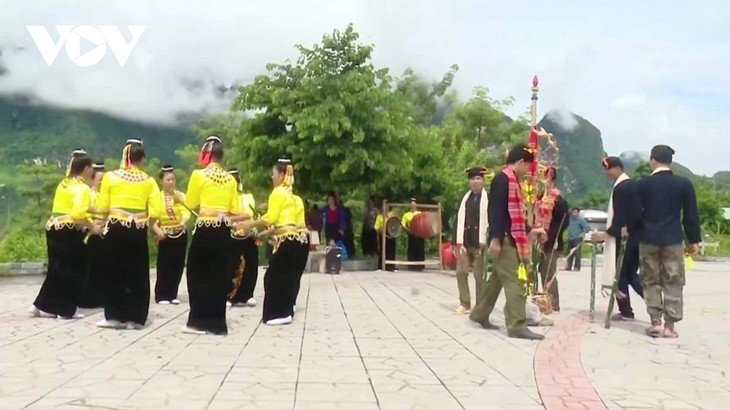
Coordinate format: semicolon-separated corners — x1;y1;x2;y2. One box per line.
401;210;421;230
48;177;92;227
96;166;162;220
159;190;191;227
89;189;105;221
261;186;296;228
293;195;306;233
232;192;256;238
374;212;395;232
240;193;256;218
184;163;241;222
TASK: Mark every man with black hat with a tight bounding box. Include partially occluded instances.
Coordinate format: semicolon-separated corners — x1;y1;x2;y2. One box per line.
469;144;546;340
453;167;490;315
592;156;644;321
629;145;701;338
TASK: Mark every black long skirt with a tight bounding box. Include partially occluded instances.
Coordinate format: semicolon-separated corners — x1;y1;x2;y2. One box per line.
407;233;425;271
361;227;378;256
186;224;229;335
229;237;259;304
291;234;310;310
324;223;341;245
78;234;105;308
154;232;188;302
377;236;397;271
103;223;150;325
34;228;86;318
263;238;298;323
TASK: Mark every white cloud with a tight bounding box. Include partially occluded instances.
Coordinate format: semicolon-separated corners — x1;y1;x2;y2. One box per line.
610;94;648;110
0;0;728;175
545;109;579;132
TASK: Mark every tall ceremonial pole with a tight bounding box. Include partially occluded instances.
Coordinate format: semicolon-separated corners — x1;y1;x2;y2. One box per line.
525;75;540;225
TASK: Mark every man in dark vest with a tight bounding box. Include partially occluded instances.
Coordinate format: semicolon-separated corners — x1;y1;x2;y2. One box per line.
453;167;489;315
470;144;546;340
629;145;701;338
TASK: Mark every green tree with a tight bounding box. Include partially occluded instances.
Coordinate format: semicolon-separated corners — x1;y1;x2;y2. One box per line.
579;189;610;210
632;161;652;179
0;163;63;261
229;24;419;197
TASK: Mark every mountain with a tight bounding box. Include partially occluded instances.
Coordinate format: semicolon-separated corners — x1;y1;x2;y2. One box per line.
538;111;611;197
537;110;723;199
619;151;695;178
0;96;198;166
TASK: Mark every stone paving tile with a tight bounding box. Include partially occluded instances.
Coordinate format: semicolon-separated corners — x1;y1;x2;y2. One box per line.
1;260;730;409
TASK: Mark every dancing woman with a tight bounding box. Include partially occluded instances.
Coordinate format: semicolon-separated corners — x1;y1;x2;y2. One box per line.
291;193;310;314
183;136;242;335
238;158;305;326
227;167;258;308
79;161;107;309
96;139;164;330
30;149;101;319
154;165;190;305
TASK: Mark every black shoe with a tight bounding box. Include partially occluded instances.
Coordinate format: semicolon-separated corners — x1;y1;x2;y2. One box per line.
470;318;499;330
507;328;545;340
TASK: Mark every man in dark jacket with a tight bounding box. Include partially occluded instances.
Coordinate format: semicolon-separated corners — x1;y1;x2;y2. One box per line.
628;145;701;339
592;156;644;320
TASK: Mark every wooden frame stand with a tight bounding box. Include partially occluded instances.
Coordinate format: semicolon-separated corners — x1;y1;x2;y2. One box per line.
380;200;443;272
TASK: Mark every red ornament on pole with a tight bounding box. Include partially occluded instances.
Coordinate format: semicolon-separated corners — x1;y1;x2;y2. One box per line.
532;75;539;87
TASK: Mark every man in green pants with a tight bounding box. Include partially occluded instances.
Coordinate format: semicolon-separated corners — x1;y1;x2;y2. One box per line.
454;167;490;315
469;143;545;340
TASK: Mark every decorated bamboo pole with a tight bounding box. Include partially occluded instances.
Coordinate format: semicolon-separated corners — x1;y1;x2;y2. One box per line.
524;76;541;293
525;75;540;224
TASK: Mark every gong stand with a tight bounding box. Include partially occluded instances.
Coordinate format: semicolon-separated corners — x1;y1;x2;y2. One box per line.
380;200;443;272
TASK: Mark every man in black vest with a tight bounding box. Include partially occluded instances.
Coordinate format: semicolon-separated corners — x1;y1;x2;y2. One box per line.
629;145;701;338
453;167;489;315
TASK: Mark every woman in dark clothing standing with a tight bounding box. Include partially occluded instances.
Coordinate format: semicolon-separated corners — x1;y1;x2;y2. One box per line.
361;195;379;256
79;161;107;309
338;194;356;257
320;191;345;244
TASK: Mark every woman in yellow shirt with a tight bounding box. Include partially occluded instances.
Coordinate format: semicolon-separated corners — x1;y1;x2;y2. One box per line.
183;136;242;335
227;167;259;308
402;198;425;271
375;205;398;272
154;165;190;305
238;158;306;326
30;149;101;319
290;193;309;314
79;161;107;309
95;139;164;330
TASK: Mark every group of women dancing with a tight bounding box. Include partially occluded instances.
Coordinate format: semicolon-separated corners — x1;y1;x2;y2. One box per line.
29;136;311;335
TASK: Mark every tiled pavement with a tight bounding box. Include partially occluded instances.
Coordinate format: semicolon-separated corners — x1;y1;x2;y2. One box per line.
0;259;728;409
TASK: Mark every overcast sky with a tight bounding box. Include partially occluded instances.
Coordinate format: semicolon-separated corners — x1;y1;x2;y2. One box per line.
0;0;727;175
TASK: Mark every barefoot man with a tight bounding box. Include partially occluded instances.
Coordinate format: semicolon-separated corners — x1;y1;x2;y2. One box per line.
629;145;701;338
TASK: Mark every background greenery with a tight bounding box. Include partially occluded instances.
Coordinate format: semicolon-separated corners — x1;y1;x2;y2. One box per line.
1;23;728;262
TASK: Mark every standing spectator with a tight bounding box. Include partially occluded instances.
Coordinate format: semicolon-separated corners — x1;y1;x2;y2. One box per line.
338;193;356;257
305;201;323;249
320;191;346;244
564;208;591;271
361;195;379;256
